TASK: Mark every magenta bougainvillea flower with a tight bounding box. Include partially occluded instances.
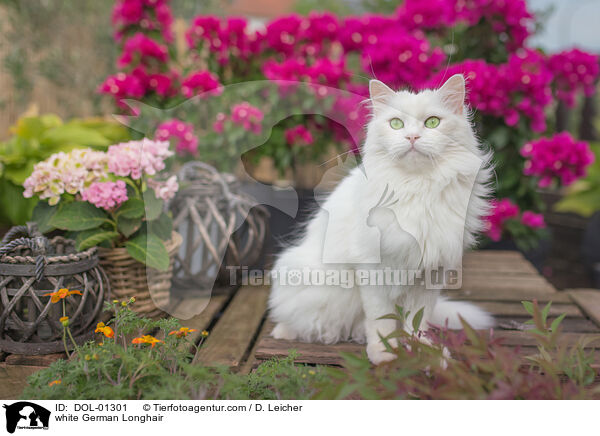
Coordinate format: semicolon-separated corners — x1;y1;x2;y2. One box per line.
231;102;264;134
521;211;546;229
181;70;222;98
118;32;168;68
284;125;314;146
81;181;129;211
548;49;600;107
484;198;520;241
155;119;198;156
521;132;595;188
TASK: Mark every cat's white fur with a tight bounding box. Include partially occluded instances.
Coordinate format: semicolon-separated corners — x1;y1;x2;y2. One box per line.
268;74;495;364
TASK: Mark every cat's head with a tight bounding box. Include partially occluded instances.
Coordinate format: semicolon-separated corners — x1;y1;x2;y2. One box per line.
365;74;474;170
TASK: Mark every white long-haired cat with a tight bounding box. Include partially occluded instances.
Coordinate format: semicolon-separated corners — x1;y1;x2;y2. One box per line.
268;74;495;364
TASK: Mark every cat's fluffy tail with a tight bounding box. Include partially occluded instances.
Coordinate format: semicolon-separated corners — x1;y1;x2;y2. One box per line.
431;298;494;330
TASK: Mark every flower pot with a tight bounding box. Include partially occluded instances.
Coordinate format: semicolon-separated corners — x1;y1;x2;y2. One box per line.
98;231;182;318
0;225;108;354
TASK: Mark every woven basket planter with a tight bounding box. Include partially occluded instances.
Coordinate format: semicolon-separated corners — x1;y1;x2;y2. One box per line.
98;231;182;318
170;162;268;291
0;225;108;354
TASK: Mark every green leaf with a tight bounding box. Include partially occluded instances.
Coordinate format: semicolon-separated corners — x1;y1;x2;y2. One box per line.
143;191;163;221
541;301;552;324
125;233;170;271
31;201;57;233
116;198;145;219
521;300;534;316
411;307;425;332
550;313;567;332
117;215;141;238
49;202;110;231
149;212;173;240
41;123;111;149
76;229;119;250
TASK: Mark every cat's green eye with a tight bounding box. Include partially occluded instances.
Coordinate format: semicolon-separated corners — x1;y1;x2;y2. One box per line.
389;118;404;130
425;116;440;128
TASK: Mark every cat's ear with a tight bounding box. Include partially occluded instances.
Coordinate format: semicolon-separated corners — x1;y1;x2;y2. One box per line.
369;80;395;114
438;74;465;115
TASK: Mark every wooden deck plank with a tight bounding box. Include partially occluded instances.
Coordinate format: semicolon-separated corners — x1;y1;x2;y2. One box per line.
0;364;45;399
239;319;270;374
176;293;231;349
4;353;65;367
567;289;600;328
445;287;569;303
475;301;584;318
193;286;269;368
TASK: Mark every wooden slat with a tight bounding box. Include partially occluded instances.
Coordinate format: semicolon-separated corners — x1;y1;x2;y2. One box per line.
568;289;600;328
460;276;555;293
177;293;231;348
255;336;361;366
4;353;65;367
495;316;600;333
239;319;270;374
464;250;526;261
445;288;570;303
193;286;269;368
491;330;600;347
0;364;46;399
476;301;583;318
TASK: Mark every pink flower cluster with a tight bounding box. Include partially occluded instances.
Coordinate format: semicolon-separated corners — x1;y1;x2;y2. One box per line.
181;70;222;99
118;32;168;68
107;139;173;180
427;49;553;132
186;16;264;64
521;132;595;188
112;0;174;43
484;198;520;241
156;119;199;156
521;211;545;229
81;181;128;211
548;49;600;107
262;58;350;96
147;175;178;201
284;125;314;147
231;102;264;134
362;31;445;89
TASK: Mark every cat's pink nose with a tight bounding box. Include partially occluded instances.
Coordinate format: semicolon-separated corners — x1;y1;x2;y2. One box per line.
406;135;421;145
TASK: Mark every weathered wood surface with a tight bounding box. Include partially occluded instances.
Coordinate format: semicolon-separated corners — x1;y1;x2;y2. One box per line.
253;251;600;367
0;364;46;400
193;286;269;368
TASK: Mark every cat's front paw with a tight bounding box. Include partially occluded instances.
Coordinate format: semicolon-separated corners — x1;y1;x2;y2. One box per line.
366;342;396;365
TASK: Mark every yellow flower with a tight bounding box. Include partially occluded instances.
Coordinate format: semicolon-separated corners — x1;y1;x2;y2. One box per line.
201;330;209;337
308;370;316;376
121;301;127;307
59;316;69;327
84;354;91;361
44;288;82;303
168;327;197;338
131;335;163;348
94;322;114;338
48;380;61;387
112;300;119;304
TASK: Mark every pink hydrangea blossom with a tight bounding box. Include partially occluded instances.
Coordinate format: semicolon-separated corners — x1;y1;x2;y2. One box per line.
23;149;108;205
147;175;178;201
81;181;128;211
484;198;520;241
107;139;173;180
284;125;314;146
521;211;546;229
521;132;595;188
155;119;198;156
181;71;222;99
231;102;263;134
98;72;146;105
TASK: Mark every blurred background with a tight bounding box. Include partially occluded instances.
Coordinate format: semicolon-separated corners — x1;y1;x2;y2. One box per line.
0;0;599;289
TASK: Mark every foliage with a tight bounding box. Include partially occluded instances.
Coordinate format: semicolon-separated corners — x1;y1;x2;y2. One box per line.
0;114;130;226
315;301;600;400
24;300;326;400
23;139;177;270
554;142;600;217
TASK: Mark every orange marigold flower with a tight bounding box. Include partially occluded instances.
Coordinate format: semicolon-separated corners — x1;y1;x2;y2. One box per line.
201;330;209;337
48;380;61;387
59;316;69;327
44;288;82;303
168;327;197;338
94;322;114;338
131;335;163;348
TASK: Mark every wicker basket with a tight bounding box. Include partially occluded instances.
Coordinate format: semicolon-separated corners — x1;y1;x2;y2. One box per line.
0;224;108;354
98;232;182;318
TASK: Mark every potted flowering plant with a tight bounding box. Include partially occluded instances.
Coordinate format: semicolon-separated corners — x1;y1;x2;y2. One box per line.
22;139;182;316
